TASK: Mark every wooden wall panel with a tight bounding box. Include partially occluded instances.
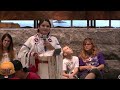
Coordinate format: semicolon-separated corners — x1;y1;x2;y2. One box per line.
0;11;120;20
0;11;86;20
85;11;111;20
109;11;120;19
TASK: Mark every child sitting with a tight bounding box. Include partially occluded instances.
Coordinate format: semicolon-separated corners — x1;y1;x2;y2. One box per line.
62;46;79;79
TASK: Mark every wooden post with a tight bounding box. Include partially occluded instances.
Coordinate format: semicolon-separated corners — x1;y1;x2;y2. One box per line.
38;54;63;79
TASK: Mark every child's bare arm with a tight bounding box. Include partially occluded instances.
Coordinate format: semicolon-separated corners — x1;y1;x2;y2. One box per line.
71;67;78;76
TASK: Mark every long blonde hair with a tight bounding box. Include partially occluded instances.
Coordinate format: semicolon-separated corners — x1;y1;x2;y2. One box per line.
79;37;99;61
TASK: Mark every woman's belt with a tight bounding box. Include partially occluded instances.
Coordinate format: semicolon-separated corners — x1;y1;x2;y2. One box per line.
39;61;48;63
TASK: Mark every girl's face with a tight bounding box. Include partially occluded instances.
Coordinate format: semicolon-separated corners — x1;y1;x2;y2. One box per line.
2;37;11;49
38;21;51;35
84;41;93;51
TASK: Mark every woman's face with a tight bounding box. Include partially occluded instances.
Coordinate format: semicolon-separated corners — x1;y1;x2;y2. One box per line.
84;41;93;51
38;21;51;35
2;36;11;49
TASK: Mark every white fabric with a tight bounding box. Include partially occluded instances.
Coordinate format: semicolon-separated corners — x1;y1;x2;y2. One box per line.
1;53;10;63
18;33;62;78
63;56;79;74
0;48;18;64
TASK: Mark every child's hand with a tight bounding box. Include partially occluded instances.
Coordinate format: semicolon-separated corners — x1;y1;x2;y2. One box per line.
69;74;74;79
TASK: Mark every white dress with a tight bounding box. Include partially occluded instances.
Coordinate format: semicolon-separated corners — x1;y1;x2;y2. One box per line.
18;33;62;79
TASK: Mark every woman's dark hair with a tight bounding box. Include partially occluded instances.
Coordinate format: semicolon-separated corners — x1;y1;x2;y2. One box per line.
37;18;51;33
0;33;15;61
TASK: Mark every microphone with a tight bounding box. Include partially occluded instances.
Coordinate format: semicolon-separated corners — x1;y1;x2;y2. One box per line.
42;35;47;51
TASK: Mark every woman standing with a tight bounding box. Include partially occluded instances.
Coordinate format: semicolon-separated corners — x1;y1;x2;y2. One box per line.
18;19;62;79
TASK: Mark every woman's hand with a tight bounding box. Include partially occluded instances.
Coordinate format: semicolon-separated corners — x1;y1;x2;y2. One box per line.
30;52;39;59
44;41;55;50
86;65;92;70
33;53;39;59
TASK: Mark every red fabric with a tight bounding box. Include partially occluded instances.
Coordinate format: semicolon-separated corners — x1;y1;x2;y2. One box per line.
29;58;40;73
29;52;40;73
10;77;20;79
26;72;40;79
35;58;40;72
29;65;37;73
10;73;40;79
28;52;48;73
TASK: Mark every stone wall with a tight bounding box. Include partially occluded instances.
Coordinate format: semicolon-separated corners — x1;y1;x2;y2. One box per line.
0;28;120;60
